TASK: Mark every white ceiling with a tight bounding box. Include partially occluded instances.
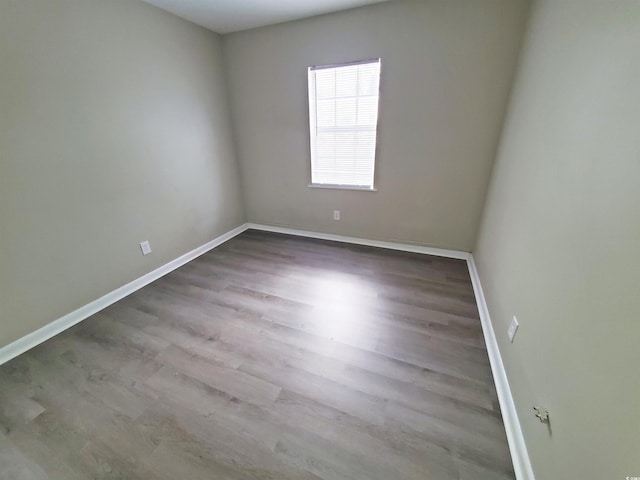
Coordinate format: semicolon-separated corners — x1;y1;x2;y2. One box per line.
142;0;389;34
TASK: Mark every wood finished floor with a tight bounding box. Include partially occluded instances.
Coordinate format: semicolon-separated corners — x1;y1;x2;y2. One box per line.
0;230;514;480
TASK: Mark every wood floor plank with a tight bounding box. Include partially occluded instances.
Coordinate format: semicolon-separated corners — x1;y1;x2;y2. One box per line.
0;230;514;479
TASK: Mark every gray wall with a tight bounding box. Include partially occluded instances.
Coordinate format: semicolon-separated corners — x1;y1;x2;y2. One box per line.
223;0;530;251
473;0;640;478
0;0;245;348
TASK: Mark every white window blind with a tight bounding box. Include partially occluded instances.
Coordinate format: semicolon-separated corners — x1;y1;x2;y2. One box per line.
308;59;381;189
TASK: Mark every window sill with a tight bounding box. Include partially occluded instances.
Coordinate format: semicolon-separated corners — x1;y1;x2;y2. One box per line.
308;184;378;192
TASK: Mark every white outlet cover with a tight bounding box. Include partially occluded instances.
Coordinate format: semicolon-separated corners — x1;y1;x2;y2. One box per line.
140;241;152;256
508;316;519;342
333;210;341;220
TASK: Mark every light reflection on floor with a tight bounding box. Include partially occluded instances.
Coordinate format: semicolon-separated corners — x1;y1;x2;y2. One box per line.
295;271;379;345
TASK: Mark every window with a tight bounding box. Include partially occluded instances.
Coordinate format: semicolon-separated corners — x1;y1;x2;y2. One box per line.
308;58;381;190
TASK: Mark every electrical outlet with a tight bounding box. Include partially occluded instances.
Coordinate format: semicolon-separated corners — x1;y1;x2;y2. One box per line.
139;240;152;256
333;210;341;221
508;316;519;342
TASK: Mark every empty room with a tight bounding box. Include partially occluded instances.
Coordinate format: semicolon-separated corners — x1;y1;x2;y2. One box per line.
0;0;638;479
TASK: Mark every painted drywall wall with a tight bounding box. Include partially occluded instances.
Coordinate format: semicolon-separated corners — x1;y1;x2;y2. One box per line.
0;0;244;348
222;0;530;251
474;0;640;478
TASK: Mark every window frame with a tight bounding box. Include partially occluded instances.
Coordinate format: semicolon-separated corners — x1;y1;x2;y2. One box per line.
307;58;382;192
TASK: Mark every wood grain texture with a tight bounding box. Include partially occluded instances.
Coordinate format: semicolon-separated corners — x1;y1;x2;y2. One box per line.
0;230;514;479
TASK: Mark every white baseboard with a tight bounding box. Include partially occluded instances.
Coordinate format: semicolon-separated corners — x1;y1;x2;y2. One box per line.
0;221;533;479
467;255;535;480
246;223;470;260
0;223;250;367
